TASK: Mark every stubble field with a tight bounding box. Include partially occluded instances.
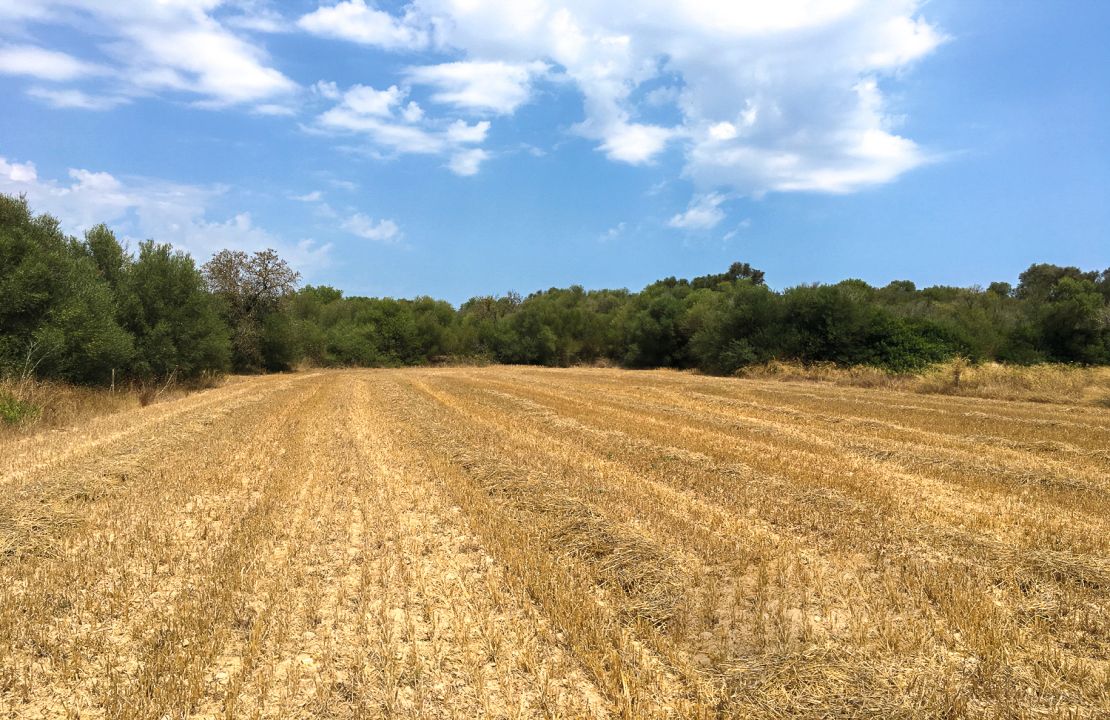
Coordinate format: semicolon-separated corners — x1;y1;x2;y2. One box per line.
1;367;1108;719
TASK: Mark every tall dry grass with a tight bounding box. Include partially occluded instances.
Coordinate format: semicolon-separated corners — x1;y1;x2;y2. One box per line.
737;358;1110;405
0;372;225;436
0;377;134;434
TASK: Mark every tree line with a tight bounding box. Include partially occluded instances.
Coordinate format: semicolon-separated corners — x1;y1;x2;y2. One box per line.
2;194;1108;385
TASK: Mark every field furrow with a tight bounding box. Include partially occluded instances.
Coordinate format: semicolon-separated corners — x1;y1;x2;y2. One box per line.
2;367;1107;719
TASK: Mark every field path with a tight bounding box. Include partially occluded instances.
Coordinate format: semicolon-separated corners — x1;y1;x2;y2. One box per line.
1;368;1107;719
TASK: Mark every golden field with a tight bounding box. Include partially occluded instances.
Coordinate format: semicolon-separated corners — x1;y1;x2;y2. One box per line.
1;367;1108;719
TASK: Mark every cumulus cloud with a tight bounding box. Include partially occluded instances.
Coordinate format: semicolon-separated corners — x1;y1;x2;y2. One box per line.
405;60;548;114
5;0;945;193
312;80;342;100
0;157;38;183
117;14;296;107
0;154;330;270
668;192;727;230
342;84;406;117
405;0;943;193
0;44;107;81
598;122;674;165
342;212;401;242
291;190;323;202
448;148;488;176
0;1;296;108
222;2;289;33
401;101;424;122
315;82;492;174
298;0;428;50
445;119;490;144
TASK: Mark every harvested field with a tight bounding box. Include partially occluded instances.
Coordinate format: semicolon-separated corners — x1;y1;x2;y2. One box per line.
1;367;1108;719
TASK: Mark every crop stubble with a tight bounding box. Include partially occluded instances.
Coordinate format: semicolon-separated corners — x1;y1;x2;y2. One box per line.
1;367;1107;718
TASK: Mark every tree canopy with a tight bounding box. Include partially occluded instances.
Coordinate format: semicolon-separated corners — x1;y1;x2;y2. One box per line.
3;193;1108;387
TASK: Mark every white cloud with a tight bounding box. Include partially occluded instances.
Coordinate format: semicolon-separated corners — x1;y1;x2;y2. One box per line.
312;79;341;100
597;122;673;164
445;119;490;144
722;218;751;242
0;154;330;270
1;157;39;183
448;148;488;176
668;192;727;230
223;4;289;34
401;101;424;122
291;190;323;202
319;105;444;154
405;60;548;114
253;103;295;115
0;44;107;81
5;1;945;192
298;0;428;50
343;84;405;117
27;86;129;110
709;121;738;141
600;221;626;241
342;212;401;242
121;21;296;107
0;2;53;22
315;83;494;174
2;1;296;108
406;0;943;194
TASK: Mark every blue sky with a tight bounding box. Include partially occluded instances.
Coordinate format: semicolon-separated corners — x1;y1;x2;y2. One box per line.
1;0;1107;304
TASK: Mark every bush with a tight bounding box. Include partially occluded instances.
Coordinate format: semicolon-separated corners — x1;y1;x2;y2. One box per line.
0;391;40;426
123;240;231;379
0;195;133;383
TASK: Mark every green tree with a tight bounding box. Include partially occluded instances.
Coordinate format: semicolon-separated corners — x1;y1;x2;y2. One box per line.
203;248;300;372
287;285;344;365
615;283;692;367
1016;263;1097;301
458;294;519;360
686;282;780;373
83;223;129;290
0;195;133;383
123;240;231;378
1038;277;1109;363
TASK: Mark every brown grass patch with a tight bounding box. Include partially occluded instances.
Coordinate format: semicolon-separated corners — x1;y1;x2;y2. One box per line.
738;358;1110;404
0;373;226;437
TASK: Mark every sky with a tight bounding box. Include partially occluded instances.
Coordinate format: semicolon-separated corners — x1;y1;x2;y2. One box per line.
0;0;1107;304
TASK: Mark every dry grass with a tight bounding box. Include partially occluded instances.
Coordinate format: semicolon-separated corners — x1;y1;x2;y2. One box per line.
1;366;1108;718
0;373;228;438
738;358;1110;405
0;377;133;433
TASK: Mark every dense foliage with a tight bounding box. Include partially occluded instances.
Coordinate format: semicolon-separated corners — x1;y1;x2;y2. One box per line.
2;194;1108;385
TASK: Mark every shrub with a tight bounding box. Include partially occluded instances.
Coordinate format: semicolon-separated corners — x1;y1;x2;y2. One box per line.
0;391;40;426
738;359;1108;404
0;195;133;383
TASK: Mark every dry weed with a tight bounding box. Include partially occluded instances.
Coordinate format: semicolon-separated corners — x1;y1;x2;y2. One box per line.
739;358;1110;405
